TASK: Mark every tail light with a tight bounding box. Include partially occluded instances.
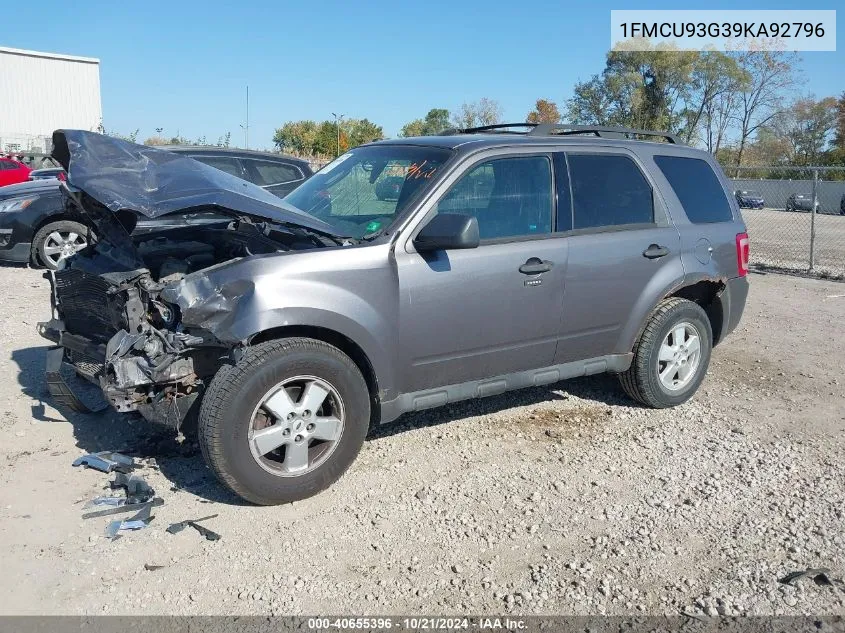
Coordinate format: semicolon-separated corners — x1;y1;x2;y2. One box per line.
57;172;66;181
735;232;749;277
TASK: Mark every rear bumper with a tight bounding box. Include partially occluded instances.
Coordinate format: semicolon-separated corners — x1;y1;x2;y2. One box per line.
717;276;749;344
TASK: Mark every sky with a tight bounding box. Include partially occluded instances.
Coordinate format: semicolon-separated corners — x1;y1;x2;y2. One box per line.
4;0;843;149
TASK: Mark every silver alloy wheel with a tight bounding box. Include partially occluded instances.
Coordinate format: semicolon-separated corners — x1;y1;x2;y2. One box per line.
42;230;87;266
656;322;702;392
248;375;345;477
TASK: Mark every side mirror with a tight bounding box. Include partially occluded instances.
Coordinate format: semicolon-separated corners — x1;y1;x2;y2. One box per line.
414;214;480;252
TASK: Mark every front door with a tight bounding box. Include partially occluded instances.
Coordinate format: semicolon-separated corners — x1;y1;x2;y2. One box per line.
396;154;567;392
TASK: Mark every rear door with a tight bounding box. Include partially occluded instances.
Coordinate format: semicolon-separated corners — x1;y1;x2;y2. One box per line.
553;149;683;364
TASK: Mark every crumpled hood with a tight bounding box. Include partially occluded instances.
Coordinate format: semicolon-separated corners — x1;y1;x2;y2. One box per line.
51;130;344;237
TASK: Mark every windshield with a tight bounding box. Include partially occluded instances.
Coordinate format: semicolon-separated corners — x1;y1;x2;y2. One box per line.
740;190;760;196
285;145;453;239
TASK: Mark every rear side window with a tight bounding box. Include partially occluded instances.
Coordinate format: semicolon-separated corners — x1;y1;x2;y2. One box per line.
243;159;303;186
654;155;733;223
190;156;244;180
567;154;653;229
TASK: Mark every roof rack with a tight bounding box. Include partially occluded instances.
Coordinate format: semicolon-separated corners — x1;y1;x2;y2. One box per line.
439;122;682;145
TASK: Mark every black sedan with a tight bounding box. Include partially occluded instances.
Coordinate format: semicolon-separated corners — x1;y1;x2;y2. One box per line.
785;193;819;213
734;189;765;209
0;145;313;269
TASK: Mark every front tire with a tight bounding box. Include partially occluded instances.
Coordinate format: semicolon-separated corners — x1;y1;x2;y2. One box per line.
618;298;712;408
31;220;93;269
199;338;370;505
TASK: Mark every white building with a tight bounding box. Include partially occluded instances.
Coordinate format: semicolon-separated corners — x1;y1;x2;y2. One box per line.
0;46;102;154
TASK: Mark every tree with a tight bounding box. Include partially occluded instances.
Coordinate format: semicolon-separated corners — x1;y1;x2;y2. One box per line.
450;98;503;128
143;136;169;146
273;120;319;154
732;50;801;170
345;118;384;147
526;99;561;124
567;45;698;133
314;121;344;156
762;96;838;165
565;43;768;149
273;118;383;155
400;108;450;137
834;92;845;150
682;51;749;145
566;75;620;126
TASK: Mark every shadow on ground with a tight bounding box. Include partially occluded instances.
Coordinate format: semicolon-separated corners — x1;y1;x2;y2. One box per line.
11;345;243;505
12;344;633;505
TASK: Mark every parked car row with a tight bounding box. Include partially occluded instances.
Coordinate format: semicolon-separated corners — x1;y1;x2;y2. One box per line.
734;189;845;215
0;146;314;268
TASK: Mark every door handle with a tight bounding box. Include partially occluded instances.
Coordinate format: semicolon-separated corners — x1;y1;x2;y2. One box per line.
519;257;553;274
642;244;670;259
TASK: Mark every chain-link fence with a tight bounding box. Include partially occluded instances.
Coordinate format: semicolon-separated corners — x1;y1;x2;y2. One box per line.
729;166;845;279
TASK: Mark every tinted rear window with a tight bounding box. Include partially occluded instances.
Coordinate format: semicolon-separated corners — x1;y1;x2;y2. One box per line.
243;159;303;186
567;154;654;229
654;155;733;224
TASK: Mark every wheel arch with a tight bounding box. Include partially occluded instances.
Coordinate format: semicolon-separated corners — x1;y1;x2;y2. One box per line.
622;276;727;354
248;324;382;423
668;279;726;345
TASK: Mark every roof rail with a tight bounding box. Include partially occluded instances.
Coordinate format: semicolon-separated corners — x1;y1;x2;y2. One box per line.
438;123;540;136
531;124;682;144
439;122;682;145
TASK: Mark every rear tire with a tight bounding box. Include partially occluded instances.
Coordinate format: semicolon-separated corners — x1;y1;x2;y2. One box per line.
619;298;712;408
199;338;370;505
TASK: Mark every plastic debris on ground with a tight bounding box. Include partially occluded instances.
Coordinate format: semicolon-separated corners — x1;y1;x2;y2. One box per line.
81;469;164;521
110;472;155;503
780;568;845;589
166;514;221;541
104;504;155;540
72;451;136;474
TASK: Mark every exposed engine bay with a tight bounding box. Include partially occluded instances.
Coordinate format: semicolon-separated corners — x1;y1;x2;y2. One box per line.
39;211;331;429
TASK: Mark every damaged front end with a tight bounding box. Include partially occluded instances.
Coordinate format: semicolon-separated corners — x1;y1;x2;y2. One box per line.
39;252;223;429
38;130;345;430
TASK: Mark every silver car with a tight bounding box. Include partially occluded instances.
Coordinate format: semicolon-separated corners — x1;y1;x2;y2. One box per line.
40;126;750;504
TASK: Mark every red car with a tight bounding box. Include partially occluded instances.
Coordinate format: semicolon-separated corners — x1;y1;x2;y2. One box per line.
0;157;31;187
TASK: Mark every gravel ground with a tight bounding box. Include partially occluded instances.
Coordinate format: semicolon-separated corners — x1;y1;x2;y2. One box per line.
0;265;843;616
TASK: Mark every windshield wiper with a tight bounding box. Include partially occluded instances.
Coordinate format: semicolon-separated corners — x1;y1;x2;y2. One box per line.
360;227;386;242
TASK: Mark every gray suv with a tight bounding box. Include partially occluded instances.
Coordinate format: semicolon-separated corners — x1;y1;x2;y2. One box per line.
39;126;749;505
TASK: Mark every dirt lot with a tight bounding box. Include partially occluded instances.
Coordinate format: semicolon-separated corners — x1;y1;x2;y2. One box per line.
0;265;843;616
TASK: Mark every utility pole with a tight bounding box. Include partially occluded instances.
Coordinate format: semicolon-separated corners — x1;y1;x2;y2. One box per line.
332;112;344;158
240;86;250;149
